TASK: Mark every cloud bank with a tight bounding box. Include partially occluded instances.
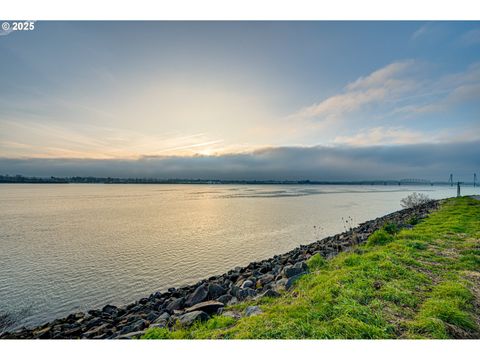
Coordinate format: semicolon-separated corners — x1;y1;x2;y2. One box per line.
1;141;478;181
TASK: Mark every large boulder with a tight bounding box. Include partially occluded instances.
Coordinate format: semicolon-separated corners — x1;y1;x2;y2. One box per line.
228;272;240;282
216;294;233;305
177;311;209;326
185;284;208;307
208;283;227;299
166;297;185;312
282;261;308;278
145;311;161;322
256;273;275;287
185;300;224;315
118;319;148;335
241;279;255;289
102;304;118;316
230;286;256;300
152;312;170;326
229;285;241;297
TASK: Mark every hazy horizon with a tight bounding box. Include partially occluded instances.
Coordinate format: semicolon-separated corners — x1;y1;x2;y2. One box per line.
1;140;479;181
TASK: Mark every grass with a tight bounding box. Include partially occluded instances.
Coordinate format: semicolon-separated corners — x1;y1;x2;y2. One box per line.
366;229;394;246
143;197;480;339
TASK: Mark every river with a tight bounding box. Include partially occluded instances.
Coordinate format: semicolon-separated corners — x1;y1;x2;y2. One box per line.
1;184;478;331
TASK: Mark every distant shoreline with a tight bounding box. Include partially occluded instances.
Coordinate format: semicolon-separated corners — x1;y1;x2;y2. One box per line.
0;175;464;186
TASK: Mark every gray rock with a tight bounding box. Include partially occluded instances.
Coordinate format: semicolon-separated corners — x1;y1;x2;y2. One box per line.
129;304;143;313
257;289;280;298
166;297;185;312
237;288;250;300
231;286;255;300
216;294;232;304
148;323;167;329
83;323;110;338
241;279;254;289
244;306;263;317
185;285;208;307
153;312;170;324
145;311;160;322
221;311;242;320
227;297;238;306
119;319;148;335
92;332;110;339
244;288;257;298
62;325;83;338
283;262;308;278
208;283;227;299
177;311;209;326
116;330;146;339
88;309;102;317
257;273;275;287
124;314;142;324
67;312;85;322
85;317;102;328
185;300;224;314
295;261;308;271
33;326;51;339
274;278;287;291
273;264;282;274
229;285;240;297
285;274;303;290
234;278;245;288
102;304;118;316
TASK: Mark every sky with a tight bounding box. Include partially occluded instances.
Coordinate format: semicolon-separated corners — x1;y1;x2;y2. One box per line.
0;21;479;180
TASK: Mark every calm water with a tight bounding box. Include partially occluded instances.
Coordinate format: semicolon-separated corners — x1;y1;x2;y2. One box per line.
1;184;478;331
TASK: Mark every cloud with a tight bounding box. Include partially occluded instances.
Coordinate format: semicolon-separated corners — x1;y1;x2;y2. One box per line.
291;59;480;127
0;119;228;159
333;127;426;146
333;126;480;147
291;60;417;121
1;140;478;181
411;23;432;40
390;62;480;116
345;61;415;91
411;22;447;42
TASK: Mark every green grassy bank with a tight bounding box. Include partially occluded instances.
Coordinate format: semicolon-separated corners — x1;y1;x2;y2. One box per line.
143;197;480;339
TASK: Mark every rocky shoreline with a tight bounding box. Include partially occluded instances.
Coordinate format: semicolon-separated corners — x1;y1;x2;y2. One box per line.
0;200;440;339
